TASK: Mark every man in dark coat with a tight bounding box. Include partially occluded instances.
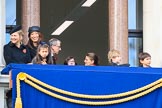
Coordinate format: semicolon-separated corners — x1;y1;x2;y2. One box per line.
49;38;61;64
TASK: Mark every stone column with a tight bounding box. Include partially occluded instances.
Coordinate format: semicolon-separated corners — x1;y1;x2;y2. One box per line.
0;0;6;68
22;0;40;44
108;0;128;64
143;0;162;67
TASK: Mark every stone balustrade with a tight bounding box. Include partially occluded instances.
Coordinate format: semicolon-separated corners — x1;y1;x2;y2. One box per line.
0;75;9;108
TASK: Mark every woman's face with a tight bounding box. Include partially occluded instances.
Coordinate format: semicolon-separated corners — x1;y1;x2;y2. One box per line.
67;58;76;66
10;32;22;44
30;32;40;42
84;56;94;66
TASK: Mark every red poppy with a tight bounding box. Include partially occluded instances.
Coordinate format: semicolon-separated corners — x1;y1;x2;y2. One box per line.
22;49;26;53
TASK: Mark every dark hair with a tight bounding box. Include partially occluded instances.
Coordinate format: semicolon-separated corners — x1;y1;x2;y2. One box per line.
27;32;44;49
86;53;99;65
64;56;77;65
138;52;151;60
32;44;52;64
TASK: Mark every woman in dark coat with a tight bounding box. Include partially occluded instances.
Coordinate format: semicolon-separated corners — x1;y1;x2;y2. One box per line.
3;25;31;108
26;26;44;60
3;25;31;65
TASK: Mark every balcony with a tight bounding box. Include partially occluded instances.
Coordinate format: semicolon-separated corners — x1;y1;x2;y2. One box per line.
0;75;9;108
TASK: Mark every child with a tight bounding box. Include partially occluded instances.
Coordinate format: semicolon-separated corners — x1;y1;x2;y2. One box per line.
32;44;52;64
107;49;122;66
107;49;130;66
138;52;151;67
64;56;77;66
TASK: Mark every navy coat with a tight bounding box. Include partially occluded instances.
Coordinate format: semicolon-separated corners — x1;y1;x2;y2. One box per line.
3;42;31;65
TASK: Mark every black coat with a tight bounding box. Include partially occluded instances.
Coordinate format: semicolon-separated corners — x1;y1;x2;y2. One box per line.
109;62;130;67
26;45;37;60
3;42;31;65
26;41;46;61
51;55;56;65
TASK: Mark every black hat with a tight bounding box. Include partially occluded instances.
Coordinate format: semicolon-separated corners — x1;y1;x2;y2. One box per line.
10;25;21;35
28;26;40;33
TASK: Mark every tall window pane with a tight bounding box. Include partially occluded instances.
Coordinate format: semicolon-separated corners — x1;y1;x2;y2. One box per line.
6;0;16;43
128;0;136;29
128;0;143;67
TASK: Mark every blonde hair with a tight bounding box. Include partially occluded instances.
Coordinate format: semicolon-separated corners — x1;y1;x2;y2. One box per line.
17;30;24;37
107;49;120;63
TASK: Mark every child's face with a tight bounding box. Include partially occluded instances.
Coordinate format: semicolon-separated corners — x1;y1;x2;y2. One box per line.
67;58;76;66
140;57;151;67
112;56;121;64
38;48;49;58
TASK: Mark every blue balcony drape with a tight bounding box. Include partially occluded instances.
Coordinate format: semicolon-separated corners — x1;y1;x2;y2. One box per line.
11;64;162;108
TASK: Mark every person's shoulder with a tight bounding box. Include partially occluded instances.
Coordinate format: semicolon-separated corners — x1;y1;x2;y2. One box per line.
4;42;15;47
25;44;29;48
118;63;130;67
4;42;10;46
4;44;8;49
108;63;130;67
4;42;13;49
31;57;37;64
108;63;118;66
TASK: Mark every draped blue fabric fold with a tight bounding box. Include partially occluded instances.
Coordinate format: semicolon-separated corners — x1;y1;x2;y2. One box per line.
12;64;162;108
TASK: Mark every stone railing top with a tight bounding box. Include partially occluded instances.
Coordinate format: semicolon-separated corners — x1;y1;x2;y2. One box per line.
0;75;9;84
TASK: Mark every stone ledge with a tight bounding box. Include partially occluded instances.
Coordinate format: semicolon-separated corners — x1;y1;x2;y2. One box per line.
0;75;9;84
